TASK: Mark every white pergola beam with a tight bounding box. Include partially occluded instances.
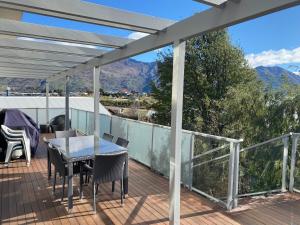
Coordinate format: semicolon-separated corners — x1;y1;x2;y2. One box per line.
193;0;228;7
0;69;53;76
0;67;62;74
0;38;106;57
0;73;49;79
0;49;91;63
0;18;132;48
0;56;75;68
0;62;65;72
51;0;300;80
0;0;174;33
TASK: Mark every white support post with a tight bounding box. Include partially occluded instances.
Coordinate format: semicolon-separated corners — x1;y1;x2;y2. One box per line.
282;137;289;192
169;40;186;225
65;75;70;130
93;66;100;153
45;80;49;125
227;142;235;210
233;142;240;209
290;135;299;192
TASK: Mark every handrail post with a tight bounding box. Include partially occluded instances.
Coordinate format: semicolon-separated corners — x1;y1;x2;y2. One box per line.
227;142;235;210
188;134;195;191
233;142;240;209
290;134;299;192
281;136;289;192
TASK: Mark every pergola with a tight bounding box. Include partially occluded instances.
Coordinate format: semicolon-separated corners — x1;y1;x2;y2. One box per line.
0;0;299;224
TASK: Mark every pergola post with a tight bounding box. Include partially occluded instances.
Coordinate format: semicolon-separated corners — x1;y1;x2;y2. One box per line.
93;66;100;151
169;40;186;225
65;75;70;131
45;80;49;125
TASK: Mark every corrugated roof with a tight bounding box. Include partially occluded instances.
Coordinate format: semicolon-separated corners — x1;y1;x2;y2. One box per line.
0;96;110;115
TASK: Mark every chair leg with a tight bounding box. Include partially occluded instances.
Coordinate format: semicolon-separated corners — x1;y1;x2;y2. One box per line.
112;181;115;192
120;179;124;206
79;167;83;199
4;142;14;166
96;184;99;195
93;182;96;213
53;170;57;193
61;176;65;202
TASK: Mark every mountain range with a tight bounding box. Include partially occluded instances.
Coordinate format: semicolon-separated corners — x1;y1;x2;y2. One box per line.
256;66;300;88
0;59;299;93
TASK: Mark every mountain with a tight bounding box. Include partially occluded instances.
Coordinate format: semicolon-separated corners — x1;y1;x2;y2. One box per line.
0;58;158;94
2;62;299;94
255;66;300;88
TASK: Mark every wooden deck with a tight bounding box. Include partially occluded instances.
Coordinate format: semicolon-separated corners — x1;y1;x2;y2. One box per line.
0;135;299;225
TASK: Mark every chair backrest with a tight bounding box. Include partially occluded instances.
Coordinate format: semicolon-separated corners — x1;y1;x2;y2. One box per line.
55;130;77;138
1;125;24;140
93;151;128;184
48;145;66;175
103;133;114;142
115;137;129;148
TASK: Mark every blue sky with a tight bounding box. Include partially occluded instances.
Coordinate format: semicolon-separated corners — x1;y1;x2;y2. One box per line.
22;0;300;72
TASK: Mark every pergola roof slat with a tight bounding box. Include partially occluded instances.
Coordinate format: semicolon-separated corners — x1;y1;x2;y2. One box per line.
0;57;75;68
0;38;106;57
0;18;132;48
0;73;49;79
0;67;60;74
50;0;300;80
0;0;175;33
0;49;91;63
0;62;65;72
193;0;228;7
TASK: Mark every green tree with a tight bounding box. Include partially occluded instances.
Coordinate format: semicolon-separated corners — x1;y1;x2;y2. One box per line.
152;29;258;135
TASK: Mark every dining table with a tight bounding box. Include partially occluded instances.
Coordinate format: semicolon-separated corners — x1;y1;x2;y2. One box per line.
47;135;128;211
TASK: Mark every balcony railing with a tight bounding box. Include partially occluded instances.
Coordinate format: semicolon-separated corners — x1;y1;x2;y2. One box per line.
11;107;300;210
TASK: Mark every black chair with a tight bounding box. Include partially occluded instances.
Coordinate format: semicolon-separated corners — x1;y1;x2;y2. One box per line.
115;137;129;148
80;151;128;212
102;133;114;142
55;130;77;138
48;145;80;201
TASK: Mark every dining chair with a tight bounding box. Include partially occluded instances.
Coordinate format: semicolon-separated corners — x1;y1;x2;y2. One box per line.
1;125;31;166
80;151;128;212
48;145;81;201
115;137;129;148
102;133;114;142
55;130;77;138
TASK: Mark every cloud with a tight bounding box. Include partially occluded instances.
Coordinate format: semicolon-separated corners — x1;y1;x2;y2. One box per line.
128;32;149;40
245;47;300;68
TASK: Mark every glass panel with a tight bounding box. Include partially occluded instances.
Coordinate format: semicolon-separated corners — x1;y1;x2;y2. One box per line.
294;139;300;189
71;109;78;129
151;125;192;185
78;110;87;134
192;136;230;200
239;139;284;195
127;120;153;167
38;108;46;124
111;116;128;139
99;114;111;138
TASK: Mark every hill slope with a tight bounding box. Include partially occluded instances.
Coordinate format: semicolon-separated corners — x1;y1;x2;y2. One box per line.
256;66;300;88
0;58;157;94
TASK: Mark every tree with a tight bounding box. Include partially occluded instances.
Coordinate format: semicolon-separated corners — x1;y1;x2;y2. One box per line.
152;29;258;135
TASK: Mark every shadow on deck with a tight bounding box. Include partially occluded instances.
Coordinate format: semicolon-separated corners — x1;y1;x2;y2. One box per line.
0;135;299;225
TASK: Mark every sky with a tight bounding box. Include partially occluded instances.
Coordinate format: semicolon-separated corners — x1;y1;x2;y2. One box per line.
22;0;300;73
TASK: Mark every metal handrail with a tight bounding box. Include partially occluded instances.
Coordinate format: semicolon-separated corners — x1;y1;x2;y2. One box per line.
192;144;230;161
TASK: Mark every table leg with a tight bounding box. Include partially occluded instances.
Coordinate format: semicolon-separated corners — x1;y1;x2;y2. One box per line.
67;162;73;211
47;148;51;179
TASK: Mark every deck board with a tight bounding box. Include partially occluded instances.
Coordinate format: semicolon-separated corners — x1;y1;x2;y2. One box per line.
0;134;299;225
